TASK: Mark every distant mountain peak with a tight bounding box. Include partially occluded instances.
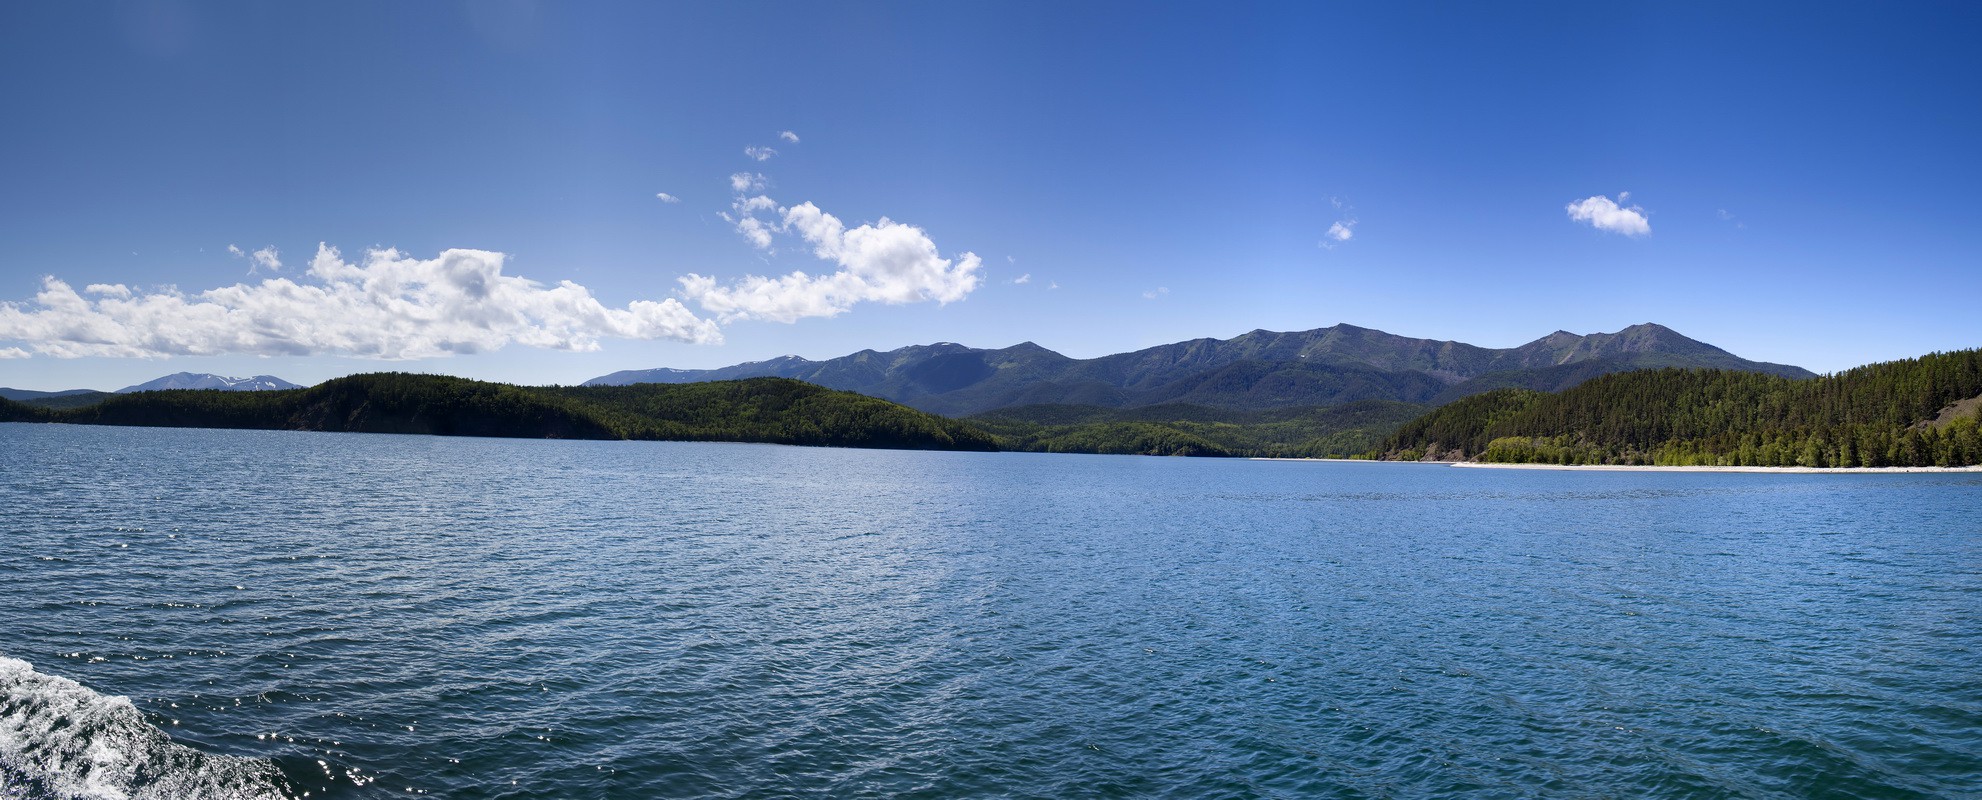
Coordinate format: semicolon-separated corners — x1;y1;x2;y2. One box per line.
116;373;301;393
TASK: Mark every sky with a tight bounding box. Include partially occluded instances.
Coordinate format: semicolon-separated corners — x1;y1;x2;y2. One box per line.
1;1;1978;391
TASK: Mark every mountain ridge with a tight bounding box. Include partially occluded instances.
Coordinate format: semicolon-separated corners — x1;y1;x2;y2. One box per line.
117;373;301;393
586;323;1814;416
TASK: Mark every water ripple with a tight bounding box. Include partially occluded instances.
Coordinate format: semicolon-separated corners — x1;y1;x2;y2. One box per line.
0;425;1978;798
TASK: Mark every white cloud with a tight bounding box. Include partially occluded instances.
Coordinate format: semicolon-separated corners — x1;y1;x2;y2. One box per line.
1142;287;1169;300
744;146;777;162
0;347;28;359
226;244;244;257
1319;197;1357;249
0;244;721;359
1048;281;1060;290
1566;193;1651;236
85;283;132;298
725;194;782;251
778;130;800;143
729;172;768;193
655;192;680;203
682;200;982;323
251;246;281;273
1013;273;1031;285
733;216;776;251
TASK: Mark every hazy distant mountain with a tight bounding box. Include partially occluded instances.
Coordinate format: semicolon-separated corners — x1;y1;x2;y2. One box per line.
587;323;1816;416
0;387;99;402
116;373;302;393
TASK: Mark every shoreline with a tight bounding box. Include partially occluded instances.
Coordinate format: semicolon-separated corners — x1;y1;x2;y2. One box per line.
1252;457;1982;473
1450;462;1982;474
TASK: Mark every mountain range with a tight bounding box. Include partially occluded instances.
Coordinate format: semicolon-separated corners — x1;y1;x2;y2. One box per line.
0;373;301;405
585;323;1815;417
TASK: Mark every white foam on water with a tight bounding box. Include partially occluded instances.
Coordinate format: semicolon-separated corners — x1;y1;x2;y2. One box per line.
0;657;291;800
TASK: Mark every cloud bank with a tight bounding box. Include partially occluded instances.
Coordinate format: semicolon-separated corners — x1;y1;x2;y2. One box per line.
0;244;720;359
5;148;987;360
1566;193;1651;236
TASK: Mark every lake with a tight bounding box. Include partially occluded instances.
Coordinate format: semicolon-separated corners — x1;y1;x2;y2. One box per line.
2;423;1978;798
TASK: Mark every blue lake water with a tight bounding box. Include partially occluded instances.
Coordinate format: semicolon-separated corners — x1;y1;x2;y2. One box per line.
1;422;1978;798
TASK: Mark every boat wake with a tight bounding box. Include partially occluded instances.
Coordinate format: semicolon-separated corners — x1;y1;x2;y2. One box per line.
0;657;290;800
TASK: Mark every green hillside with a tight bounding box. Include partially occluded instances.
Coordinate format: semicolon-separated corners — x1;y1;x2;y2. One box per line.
971;399;1429;457
0;373;1000;452
1377;350;1982;467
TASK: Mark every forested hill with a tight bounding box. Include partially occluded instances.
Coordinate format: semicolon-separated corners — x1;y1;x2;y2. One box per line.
968;400;1427;458
1377;349;1982;467
0;373;999;452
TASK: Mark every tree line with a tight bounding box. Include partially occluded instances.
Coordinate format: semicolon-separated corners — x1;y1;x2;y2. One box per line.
1378;349;1982;467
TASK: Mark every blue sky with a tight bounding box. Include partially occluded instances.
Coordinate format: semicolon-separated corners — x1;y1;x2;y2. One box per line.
2;2;1978;391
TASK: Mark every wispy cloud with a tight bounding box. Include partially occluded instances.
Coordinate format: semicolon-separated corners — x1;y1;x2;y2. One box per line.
655;192;680;203
1319;220;1358;250
1566;192;1651;236
778;130;800;144
1142;287;1169;300
1319;197;1357;249
1717;208;1745;229
729;172;768;193
228;244;283;273
744;146;777;162
1013;273;1031;285
0;244;720;359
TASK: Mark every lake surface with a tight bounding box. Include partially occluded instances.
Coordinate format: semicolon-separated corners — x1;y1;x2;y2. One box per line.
1;423;1978;799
